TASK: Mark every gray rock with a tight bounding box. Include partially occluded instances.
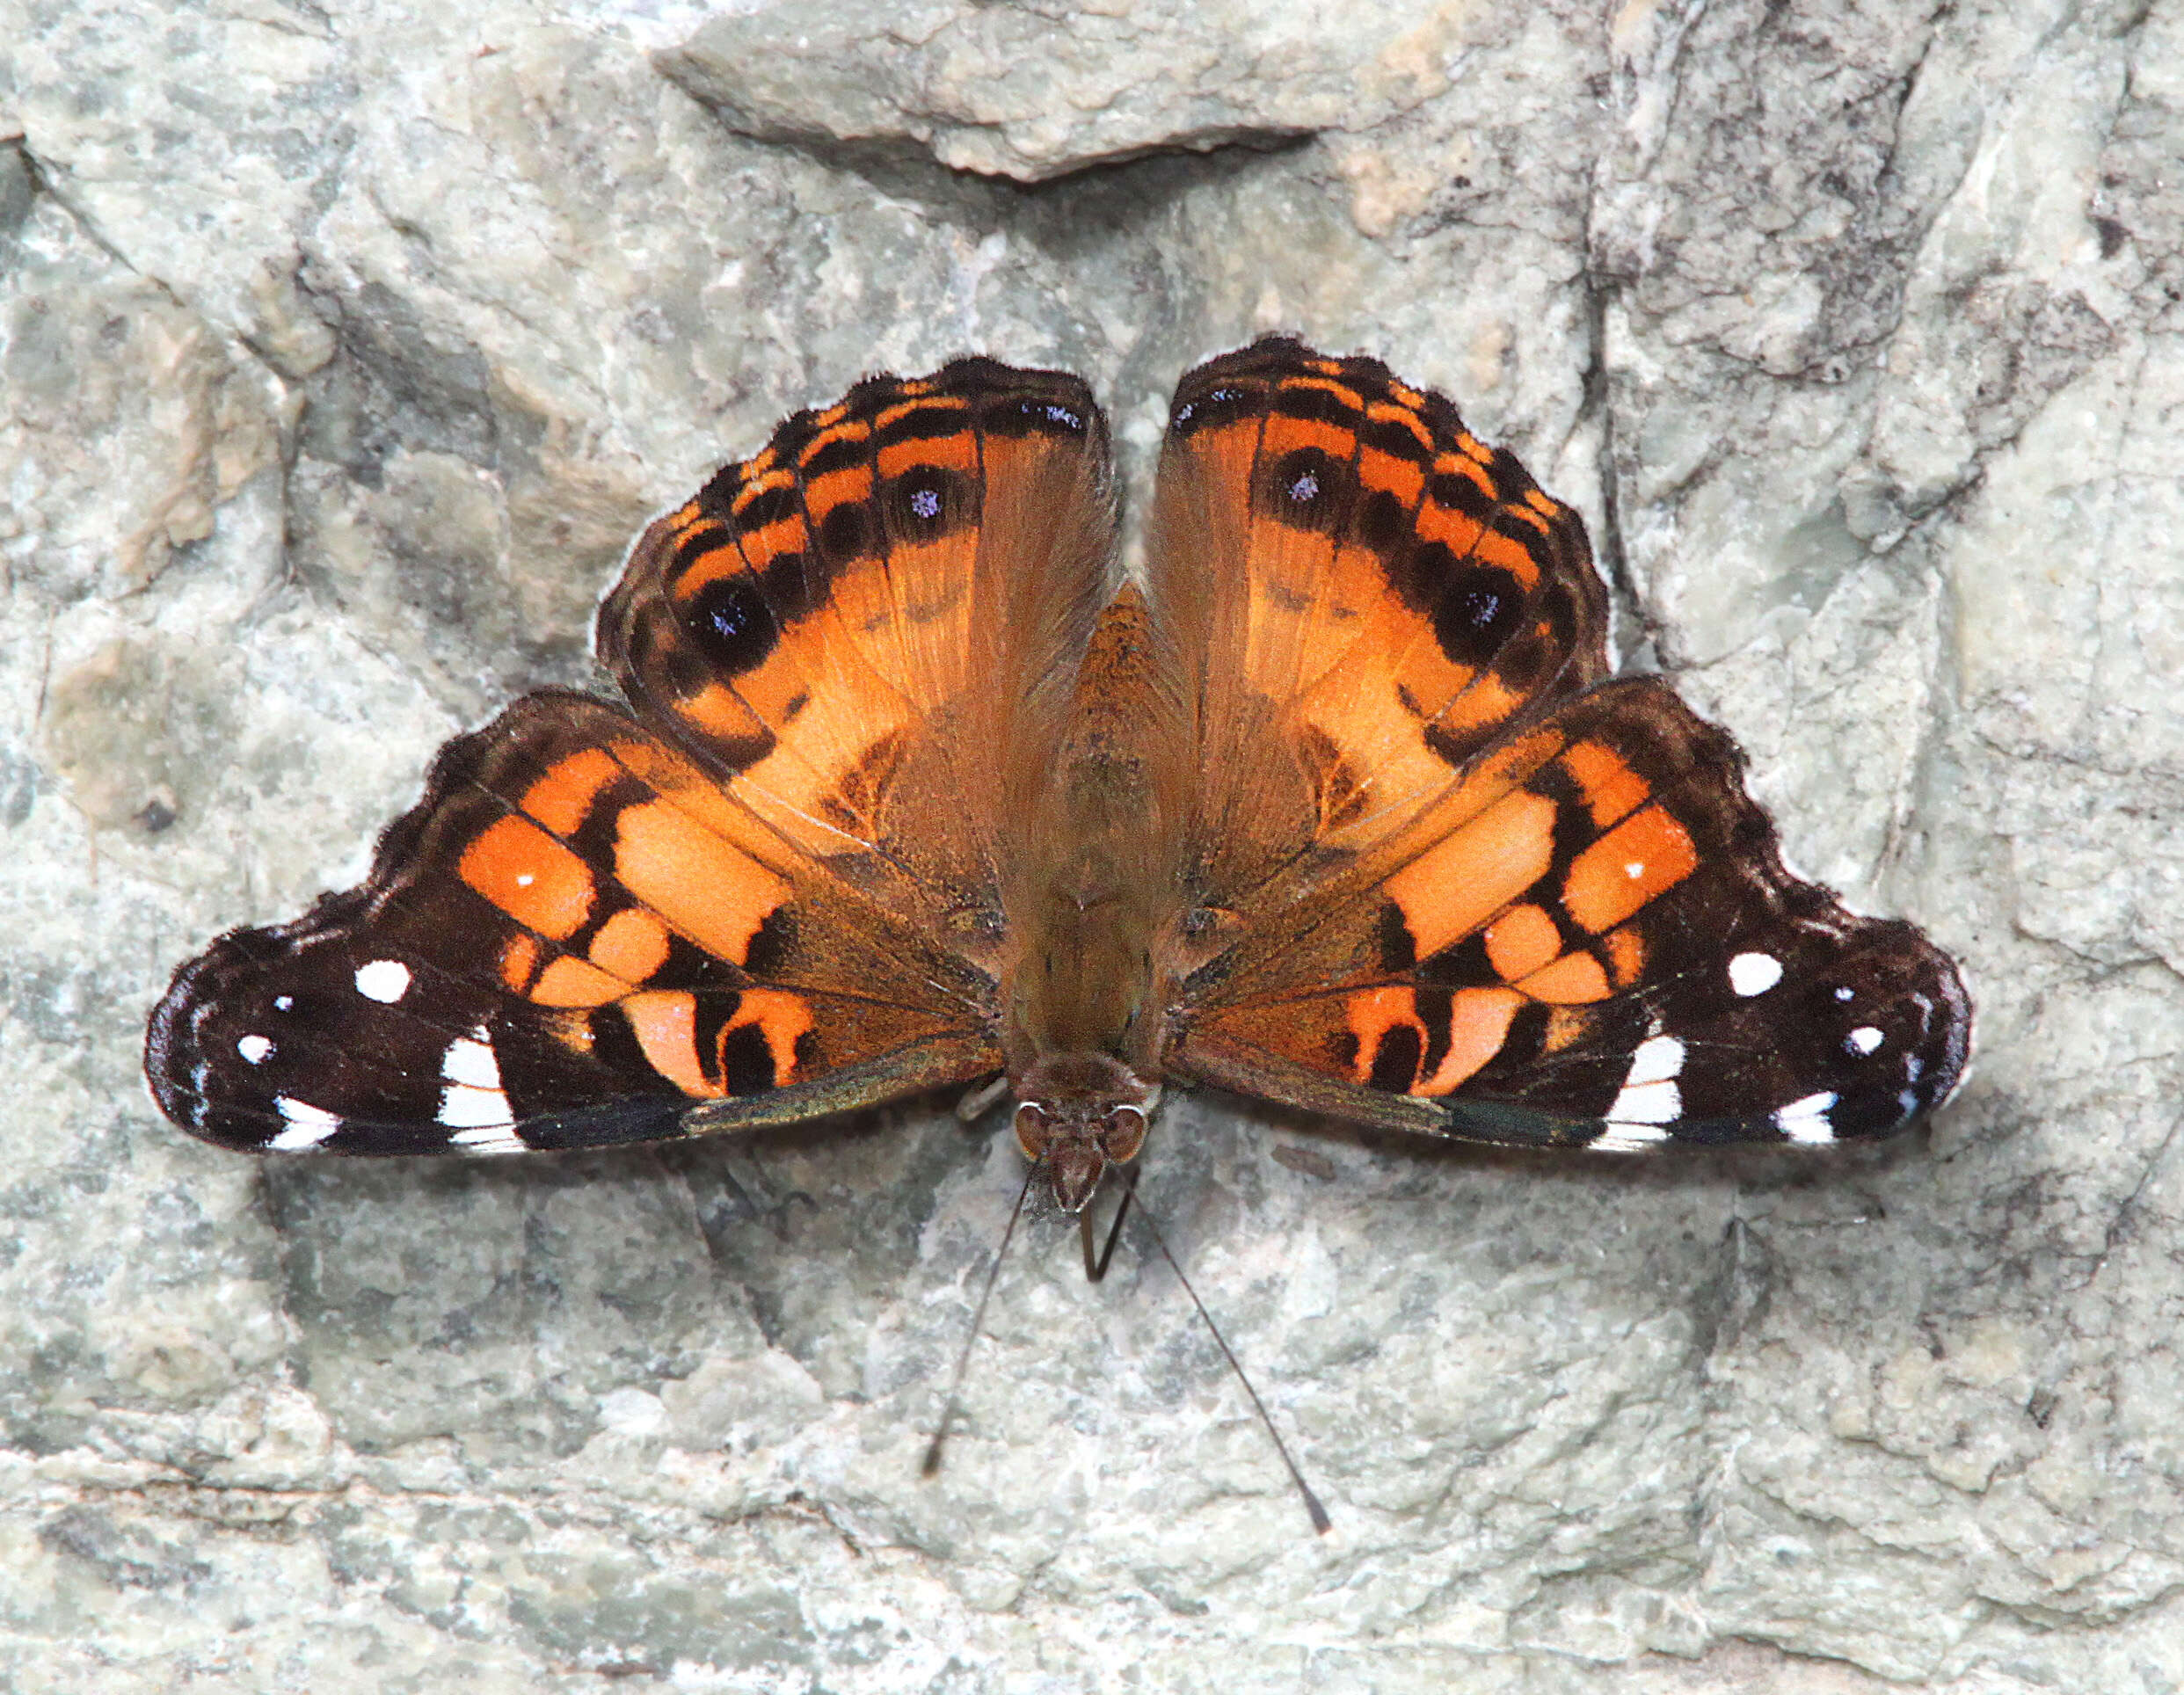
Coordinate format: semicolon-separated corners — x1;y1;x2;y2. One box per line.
3;0;2181;1688
660;0;1491;181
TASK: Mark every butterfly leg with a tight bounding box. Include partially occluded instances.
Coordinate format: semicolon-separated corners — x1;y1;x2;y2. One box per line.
955;1073;1010;1123
1079;1167;1136;1284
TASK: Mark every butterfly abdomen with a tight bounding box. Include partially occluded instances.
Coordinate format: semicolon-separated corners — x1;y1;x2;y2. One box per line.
1002;588;1190;1071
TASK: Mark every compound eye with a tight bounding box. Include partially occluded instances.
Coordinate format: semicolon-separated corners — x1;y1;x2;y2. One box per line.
1101;1105;1148;1164
1014;1102;1052;1159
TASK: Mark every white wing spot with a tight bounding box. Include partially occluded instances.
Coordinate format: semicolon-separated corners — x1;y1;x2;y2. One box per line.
1728;952;1782;997
515;872;535;888
1591;1124;1671;1152
237;1033;273;1066
440;1028;513;1138
1606;1080;1681;1127
273;994;295;1012
267;1096;342;1151
1774;1090;1838;1145
1627;1034;1685;1086
441;1029;502;1090
353;959;411;1004
1833;986;1854;1002
440;1086;515;1131
449;1122;524;1153
1624;861;1646;879
1606;1033;1685;1129
1845;1025;1884;1056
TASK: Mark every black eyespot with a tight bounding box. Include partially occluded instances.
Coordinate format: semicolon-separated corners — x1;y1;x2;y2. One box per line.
1431;566;1522;664
884;466;974;540
1256;447;1351;530
688;577;780;674
983;385;1096;441
1394;544;1524;666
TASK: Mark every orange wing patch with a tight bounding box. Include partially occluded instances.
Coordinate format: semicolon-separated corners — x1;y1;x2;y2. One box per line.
1512;951;1611;1006
1201;982;1525;1098
1382;787;1556;958
612;797;791;966
1483;904;1560;982
1563;805;1700;935
459;817;594;940
616;986;816;1098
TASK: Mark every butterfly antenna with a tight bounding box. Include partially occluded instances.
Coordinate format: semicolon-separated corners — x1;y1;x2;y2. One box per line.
922;1161;1039;1479
1123;1170;1332;1535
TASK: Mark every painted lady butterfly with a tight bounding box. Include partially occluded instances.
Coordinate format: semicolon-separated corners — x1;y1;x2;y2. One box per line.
146;340;1971;1206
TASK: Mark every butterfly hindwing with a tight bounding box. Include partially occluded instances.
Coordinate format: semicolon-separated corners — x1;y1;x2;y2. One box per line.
597;357;1116;931
1147;338;1611;909
1151;342;1969;1150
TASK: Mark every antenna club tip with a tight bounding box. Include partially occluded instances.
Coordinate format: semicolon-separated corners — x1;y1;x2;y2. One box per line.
920;1441;945;1478
1306;1494;1333;1537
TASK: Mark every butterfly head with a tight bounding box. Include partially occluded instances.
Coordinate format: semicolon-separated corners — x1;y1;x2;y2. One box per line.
1011;1051;1156;1213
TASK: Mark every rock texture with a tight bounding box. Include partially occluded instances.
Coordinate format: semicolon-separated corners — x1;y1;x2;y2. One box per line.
3;0;2180;1688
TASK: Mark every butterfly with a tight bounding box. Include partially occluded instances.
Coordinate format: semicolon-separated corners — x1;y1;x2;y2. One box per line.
144;339;1972;1209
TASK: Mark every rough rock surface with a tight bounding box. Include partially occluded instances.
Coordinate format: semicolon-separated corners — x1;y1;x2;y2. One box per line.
2;0;2180;1688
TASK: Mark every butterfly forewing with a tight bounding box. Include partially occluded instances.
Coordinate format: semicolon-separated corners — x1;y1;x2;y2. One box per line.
150;360;1118;1155
146;691;1005;1153
1151;343;1969;1151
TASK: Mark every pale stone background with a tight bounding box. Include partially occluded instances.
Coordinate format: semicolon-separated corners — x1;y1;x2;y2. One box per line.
2;0;2180;1688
